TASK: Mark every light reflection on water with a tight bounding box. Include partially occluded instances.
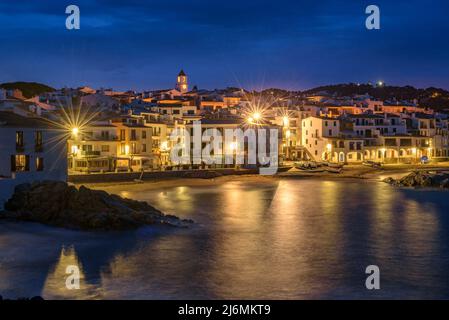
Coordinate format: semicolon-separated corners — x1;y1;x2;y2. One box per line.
1;179;449;299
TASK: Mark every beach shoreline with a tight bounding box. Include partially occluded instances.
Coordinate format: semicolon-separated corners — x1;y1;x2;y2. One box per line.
79;163;449;192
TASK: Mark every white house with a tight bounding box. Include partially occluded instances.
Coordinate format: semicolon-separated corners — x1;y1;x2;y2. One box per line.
0;111;67;209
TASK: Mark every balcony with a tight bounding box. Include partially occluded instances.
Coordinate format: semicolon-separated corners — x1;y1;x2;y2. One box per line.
81;151;101;157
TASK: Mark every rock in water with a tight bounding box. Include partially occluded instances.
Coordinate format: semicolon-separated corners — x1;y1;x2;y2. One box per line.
384;171;449;189
1;181;193;230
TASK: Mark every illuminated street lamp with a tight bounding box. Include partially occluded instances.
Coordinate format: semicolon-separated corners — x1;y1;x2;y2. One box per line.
71;127;79;136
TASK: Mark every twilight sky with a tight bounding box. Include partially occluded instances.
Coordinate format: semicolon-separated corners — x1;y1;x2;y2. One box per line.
0;0;448;91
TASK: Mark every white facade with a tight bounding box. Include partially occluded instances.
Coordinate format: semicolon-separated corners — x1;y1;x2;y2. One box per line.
0;111;67;209
302;116;340;160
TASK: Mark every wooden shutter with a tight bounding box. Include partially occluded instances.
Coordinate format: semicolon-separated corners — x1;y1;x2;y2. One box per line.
11;155;16;172
25;155;30;171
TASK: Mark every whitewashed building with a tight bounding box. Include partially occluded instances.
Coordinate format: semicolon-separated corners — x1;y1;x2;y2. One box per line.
0;111;67;209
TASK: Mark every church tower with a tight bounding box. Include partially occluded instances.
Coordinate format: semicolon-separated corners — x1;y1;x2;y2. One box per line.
176;69;188;93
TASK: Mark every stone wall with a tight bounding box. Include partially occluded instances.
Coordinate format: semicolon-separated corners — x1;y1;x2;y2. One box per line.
68;168;259;184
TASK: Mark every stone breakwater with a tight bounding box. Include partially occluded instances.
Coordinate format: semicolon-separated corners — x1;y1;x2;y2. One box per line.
384;171;449;188
0;181;193;230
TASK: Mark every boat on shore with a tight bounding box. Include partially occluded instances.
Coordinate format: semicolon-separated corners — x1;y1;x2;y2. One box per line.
294;161;343;173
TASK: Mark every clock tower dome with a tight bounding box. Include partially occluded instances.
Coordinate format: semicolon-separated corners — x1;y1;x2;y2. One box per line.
176;69;188;93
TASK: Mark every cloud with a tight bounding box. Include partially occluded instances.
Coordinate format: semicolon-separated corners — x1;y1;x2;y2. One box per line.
0;0;447;90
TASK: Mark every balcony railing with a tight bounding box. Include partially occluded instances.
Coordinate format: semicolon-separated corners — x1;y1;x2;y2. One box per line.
81;151;101;157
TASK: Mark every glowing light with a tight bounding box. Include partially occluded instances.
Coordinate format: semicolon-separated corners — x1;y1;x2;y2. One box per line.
247;117;254;124
125;145;130;155
72;127;79;136
377;81;384;86
160;141;169;151
253;112;261;121
286;130;291;139
283;116;289;127
411;148;417;155
229;142;237;151
71;145;78;154
326;144;332;152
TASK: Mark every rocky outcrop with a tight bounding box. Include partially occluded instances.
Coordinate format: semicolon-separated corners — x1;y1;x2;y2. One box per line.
0;181;193;230
384;171;449;189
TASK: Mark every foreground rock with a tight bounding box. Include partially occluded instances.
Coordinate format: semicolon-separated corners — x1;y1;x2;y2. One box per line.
384;171;449;189
1;181;193;230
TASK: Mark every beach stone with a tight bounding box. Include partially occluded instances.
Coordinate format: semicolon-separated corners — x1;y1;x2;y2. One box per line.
1;181;192;230
386;171;449;189
440;179;449;189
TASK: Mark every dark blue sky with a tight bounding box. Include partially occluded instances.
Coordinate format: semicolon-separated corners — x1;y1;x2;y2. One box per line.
0;0;448;91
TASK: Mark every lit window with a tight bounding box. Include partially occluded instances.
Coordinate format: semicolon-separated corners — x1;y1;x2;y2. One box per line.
36;157;44;171
11;154;29;172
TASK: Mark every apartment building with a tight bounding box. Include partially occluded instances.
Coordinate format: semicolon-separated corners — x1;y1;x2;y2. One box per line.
301;113;448;164
302;116;341;161
68;122;119;173
68;117;153;173
0;111;67;208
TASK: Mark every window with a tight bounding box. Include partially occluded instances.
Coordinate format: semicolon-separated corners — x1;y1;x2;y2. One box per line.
328;129;332;136
36;157;44;171
131;143;137;154
16;131;24;150
101;131;110;139
142;144;147;153
82;145;93;152
11;154;29;172
130;129;137;140
349;142;355;150
120;130;126;140
142;131;147;139
35;131;43;151
101;145;110;152
325;121;328;126
120;143;126;155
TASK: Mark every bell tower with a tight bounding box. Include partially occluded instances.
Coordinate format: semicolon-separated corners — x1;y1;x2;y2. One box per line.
176;69;188;93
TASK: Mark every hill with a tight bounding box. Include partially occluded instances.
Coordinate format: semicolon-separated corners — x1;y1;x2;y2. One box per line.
303;83;449;110
0;82;55;99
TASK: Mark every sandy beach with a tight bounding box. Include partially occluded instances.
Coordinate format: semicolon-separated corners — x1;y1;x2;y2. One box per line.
79;163;449;192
